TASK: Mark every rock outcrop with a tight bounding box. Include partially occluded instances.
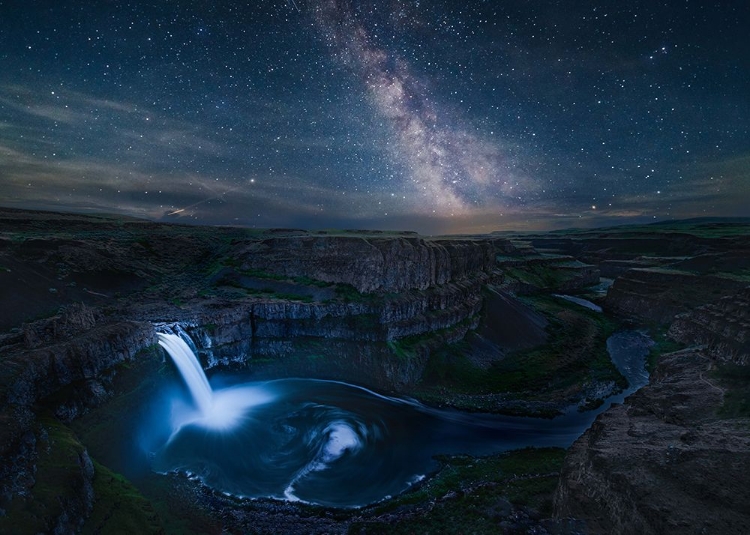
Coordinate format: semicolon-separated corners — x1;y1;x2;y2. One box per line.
496;253;600;295
0;303;158;532
554;347;750;534
7;209;750;534
132;278;484;391
528;232;747;267
232;235;500;293
0;412;97;534
604;267;747;324
668;287;750;364
0;304;155;409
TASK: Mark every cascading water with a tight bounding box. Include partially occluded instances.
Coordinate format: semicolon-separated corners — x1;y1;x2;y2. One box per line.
147;328;653;508
157;333;213;415
157;332;274;431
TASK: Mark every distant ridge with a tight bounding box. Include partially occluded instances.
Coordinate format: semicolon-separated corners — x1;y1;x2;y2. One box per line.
646;216;750;226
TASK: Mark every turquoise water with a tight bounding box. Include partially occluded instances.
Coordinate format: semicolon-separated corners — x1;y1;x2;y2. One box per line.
137;330;652;508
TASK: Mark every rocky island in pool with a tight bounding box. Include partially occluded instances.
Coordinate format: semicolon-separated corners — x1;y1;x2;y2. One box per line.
1;208;749;534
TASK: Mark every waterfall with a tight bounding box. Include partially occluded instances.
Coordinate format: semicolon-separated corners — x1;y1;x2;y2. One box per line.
156;330;275;431
157;332;213;415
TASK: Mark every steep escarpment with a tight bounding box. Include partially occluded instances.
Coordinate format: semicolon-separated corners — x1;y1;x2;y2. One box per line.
497;253;599;294
0;304;155;411
231;234;499;293
604;267;748;323
0;414;97;535
550;223;750;534
0;303;159;533
129;278;485;391
554;347;750;534
529;233;718;264
528;223;750;269
668;287;750;363
525;222;750;324
0;219;551;532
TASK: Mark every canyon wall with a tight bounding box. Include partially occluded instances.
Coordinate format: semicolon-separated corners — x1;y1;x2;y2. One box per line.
232;235;500;293
554;346;750;534
604;268;748;323
668;287;750;364
0;304;158;534
555;284;750;533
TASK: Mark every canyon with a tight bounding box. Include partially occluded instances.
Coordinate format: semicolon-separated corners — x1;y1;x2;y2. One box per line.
0;208;748;533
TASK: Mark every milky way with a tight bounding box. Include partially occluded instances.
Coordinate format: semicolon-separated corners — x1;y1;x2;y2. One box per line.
313;0;519;216
0;1;747;232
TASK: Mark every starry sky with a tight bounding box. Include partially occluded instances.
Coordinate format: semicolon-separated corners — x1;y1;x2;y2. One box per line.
1;1;748;234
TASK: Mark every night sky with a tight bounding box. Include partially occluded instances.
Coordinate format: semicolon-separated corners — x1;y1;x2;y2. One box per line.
1;1;748;234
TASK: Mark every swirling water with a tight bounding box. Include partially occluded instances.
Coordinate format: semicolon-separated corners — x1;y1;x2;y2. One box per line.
146;330;652;508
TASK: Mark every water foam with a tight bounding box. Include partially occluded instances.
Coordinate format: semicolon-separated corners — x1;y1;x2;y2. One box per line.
157;332;274;432
147;328;652;507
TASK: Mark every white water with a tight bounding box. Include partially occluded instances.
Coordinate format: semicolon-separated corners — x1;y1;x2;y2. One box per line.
553;294;603;312
157;332;275;432
147;328;653;507
157;333;213;415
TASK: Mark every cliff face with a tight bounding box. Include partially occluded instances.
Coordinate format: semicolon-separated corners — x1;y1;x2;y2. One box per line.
233;235;498;293
604;267;747;324
528;233;750;268
555;283;750;534
496;254;600;295
0;228;515;532
554;347;750;534
0;305;155;410
5;209;750;533
531;234;715;260
135;276;485;391
0;304;158;534
668;287;750;363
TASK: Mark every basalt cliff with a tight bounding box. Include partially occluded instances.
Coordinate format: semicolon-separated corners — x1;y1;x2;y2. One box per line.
1;208;749;534
539;223;750;534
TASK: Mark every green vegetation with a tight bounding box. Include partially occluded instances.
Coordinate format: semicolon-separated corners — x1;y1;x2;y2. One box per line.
0;415;87;534
351;448;566;534
0;414;160;534
218;278;315;302
388;317;476;361
335;283;369;302
238;267;288;281
274;292;314;302
712;363;750;419
82;461;162;535
646;327;684;373
295;275;334;288
542;219;750;239
714;269;750;283
235;268;334;289
415;296;624;411
503;263;582;290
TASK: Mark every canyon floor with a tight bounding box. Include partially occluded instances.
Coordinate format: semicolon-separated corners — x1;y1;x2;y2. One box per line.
1;207;749;534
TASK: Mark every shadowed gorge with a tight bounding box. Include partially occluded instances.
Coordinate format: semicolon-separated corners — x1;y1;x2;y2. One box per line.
1;209;749;533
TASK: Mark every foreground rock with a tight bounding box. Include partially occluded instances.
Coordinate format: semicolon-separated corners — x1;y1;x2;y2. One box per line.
554;346;750;534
